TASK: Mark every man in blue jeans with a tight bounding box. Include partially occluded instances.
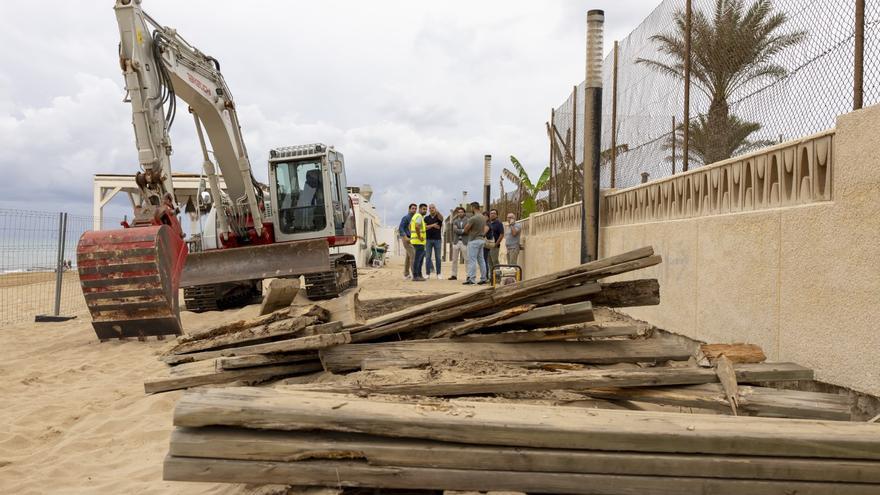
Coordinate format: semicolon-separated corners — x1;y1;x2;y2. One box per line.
424;203;444;279
462;201;488;285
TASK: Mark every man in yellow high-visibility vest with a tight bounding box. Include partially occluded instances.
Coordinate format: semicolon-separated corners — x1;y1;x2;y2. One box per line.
410;203;428;281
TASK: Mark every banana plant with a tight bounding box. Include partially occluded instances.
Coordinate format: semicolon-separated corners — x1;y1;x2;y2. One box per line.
503;155;551;218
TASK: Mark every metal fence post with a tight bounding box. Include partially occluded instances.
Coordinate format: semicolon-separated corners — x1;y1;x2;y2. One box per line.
854;0;865;110
52;212;68;316
682;0;692;172
671;116;677;175
611;40;619;189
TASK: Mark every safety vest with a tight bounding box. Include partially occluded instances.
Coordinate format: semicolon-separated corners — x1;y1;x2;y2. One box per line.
409;213;426;245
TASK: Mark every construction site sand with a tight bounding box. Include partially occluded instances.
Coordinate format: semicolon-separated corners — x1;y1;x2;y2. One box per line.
0;257;468;494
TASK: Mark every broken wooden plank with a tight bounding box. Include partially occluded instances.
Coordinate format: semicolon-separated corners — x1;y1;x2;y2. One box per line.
170;427;880;483
429;305;536;339
589;279;660;307
452;322;650;343
164;457;880;495
169;307;293;354
217;352;319;370
173;388;880;459
487;302;594;329
517;283;602;307
320;339;691;373
166;332;351;365
716;355;740;415
582;383;852;421
144;361;323;394
701;343;767;364
168;315;320;357
259;279;300;315
284;363;814;397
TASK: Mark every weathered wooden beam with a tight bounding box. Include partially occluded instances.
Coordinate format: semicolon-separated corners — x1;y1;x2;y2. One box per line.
452;322;650;343
520;283;602;307
170;427;880;483
217;352;319;370
487;302;594;329
583;383;852;421
319;339;691;373
166;332;351;365
429;305;536;339
163;457;880;494
173;386;880;459
589;279;660;307
283;362;814;397
168;307;293;354
144;361;322;394
168;315;320;357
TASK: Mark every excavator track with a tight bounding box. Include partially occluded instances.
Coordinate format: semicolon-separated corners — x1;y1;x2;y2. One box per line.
77;225;187;341
183;280;262;313
304;253;358;300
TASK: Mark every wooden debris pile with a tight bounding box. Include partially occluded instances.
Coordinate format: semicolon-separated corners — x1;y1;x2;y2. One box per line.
147;246;662;394
150;246;879;493
165;388;880;494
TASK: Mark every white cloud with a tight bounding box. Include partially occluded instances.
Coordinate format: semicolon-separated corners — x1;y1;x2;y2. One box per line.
0;0;660;221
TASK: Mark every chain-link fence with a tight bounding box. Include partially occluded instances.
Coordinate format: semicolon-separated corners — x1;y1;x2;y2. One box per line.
547;0;878;199
0;209;112;325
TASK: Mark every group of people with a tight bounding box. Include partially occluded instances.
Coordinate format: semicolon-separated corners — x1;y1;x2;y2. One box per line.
398;202;522;285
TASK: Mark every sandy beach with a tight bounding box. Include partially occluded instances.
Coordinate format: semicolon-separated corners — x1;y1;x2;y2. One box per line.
0;258;467;494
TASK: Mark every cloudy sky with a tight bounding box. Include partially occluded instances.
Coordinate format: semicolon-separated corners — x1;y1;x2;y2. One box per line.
0;0;658;225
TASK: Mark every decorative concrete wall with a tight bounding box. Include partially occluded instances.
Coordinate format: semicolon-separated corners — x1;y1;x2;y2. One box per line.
520;203;582;280
519;105;880;396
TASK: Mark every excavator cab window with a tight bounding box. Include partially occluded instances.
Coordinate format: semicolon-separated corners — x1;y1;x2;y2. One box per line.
274;160;327;234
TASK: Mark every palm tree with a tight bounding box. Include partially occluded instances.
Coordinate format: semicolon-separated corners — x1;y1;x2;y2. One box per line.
665;114;776;166
503;155;550;218
637;0;805;164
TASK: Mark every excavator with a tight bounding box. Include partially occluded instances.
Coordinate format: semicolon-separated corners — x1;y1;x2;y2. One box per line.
77;0;357;341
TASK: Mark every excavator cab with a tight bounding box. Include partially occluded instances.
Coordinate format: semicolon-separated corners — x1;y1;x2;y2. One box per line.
268;143;356;244
268;144;358;299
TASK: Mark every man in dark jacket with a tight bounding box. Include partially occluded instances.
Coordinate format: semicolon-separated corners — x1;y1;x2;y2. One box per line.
484;209;504;275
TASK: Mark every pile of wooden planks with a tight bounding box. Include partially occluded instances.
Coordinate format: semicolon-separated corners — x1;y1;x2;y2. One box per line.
152;246;875;493
165;388;880;493
147;246;663;394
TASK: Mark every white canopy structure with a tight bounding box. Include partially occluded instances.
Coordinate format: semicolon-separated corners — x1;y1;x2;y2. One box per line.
91;173;226;231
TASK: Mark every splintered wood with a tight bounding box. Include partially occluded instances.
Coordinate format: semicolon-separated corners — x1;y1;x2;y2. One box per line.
150;246;872;494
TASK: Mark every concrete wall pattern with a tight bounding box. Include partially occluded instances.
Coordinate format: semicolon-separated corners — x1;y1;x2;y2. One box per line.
521;105;880;397
604;130;834;227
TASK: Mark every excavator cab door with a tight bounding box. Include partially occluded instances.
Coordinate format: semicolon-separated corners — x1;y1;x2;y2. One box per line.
327;150;356;241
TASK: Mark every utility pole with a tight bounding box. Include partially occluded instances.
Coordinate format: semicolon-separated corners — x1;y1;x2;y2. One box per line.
483;155;492;212
581;10;604;263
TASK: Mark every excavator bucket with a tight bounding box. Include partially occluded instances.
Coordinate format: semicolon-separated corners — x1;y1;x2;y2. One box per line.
77;225;188;341
180;238;330;288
